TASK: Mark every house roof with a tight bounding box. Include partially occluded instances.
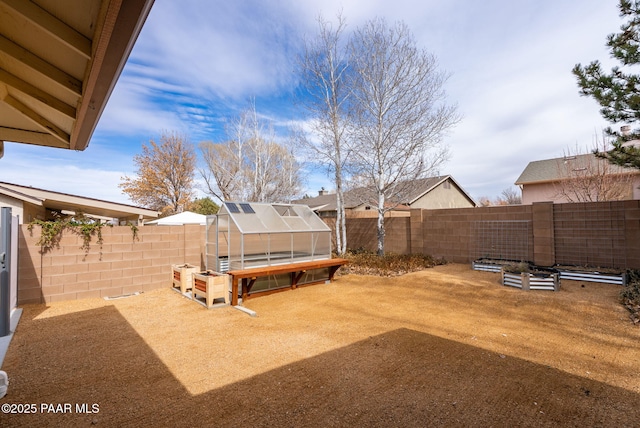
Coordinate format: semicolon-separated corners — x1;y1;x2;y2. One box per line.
145;211;206;226
0;0;154;152
515;153;638;185
294;175;477;211
295;191;364;213
404;175;476;206
0;181;158;221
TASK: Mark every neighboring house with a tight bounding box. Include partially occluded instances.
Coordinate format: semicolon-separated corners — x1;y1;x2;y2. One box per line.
0;181;158;225
515;154;640;205
295;175;477;217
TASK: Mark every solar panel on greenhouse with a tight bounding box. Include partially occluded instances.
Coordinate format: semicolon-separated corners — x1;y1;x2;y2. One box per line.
225;202;240;213
240;203;255;214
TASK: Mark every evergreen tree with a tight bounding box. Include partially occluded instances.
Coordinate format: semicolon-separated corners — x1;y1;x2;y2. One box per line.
188;197;219;215
573;0;640;169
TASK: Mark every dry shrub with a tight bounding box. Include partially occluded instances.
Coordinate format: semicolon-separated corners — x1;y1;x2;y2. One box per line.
338;249;446;277
621;270;640;325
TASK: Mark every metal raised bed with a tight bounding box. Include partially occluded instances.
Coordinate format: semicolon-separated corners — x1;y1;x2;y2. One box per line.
557;269;627;285
471;261;503;273
501;269;559;291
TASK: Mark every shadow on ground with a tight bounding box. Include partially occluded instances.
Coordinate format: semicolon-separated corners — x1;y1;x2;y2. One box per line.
2;305;639;427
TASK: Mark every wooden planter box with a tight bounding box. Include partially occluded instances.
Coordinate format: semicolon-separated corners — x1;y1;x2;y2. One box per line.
502;269;559;291
192;270;229;308
172;264;199;294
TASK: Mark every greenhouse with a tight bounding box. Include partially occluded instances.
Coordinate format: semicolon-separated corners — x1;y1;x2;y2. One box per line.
206;202;333;295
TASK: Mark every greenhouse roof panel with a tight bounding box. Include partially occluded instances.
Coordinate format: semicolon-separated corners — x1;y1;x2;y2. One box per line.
219;202;330;233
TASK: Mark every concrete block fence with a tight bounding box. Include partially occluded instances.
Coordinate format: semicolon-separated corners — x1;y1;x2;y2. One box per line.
18;224;205;305
17;200;640;304
347;200;640;270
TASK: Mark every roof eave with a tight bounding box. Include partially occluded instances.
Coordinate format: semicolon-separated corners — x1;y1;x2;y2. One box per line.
71;0;155;150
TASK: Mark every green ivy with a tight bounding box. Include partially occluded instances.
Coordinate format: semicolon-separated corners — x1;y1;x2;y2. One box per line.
128;222;139;241
28;212;111;253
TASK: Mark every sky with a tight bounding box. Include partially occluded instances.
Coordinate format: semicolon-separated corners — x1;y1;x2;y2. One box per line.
0;0;625;205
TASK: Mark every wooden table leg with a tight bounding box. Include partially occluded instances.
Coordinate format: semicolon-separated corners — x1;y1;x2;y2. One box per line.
231;276;238;306
242;278;248;302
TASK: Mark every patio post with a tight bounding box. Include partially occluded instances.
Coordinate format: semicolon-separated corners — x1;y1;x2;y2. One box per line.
0;207;11;337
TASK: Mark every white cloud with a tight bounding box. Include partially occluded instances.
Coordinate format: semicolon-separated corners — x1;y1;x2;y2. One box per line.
3;0;629;203
0;144;133;204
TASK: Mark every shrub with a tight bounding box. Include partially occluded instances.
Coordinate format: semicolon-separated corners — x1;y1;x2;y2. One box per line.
621;270;640;325
338;250;446;277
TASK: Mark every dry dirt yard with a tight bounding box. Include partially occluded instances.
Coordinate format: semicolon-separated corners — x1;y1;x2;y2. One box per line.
2;264;639;427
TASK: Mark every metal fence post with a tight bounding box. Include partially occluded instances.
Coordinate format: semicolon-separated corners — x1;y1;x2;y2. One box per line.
0;207;11;337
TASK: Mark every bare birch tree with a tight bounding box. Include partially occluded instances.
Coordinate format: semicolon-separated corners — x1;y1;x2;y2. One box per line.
199;104;303;203
120;131;196;215
199;106;254;201
245;123;303;202
199;141;242;201
347;18;459;255
296;13;351;255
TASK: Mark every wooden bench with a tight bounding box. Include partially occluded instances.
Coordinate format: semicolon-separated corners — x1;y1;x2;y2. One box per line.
226;258;349;306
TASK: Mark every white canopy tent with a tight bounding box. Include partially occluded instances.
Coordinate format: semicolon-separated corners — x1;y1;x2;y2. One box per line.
145;211;206;226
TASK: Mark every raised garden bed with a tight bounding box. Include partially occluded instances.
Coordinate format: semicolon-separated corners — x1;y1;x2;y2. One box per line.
192;270;229;308
472;259;528;273
555;266;627;285
172;264;198;294
501;264;559;291
472;260;502;273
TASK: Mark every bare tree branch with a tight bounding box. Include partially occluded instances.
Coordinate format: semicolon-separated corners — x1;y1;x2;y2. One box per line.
296;12;351;254
347;18;460;255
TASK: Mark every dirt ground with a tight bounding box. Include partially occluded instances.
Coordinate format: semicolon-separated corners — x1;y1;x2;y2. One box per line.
1;264;639;427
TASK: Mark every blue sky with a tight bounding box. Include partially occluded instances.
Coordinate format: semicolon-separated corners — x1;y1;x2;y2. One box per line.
0;0;623;204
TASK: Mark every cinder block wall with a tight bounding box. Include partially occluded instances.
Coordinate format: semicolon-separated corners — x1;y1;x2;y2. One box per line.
18;224;205;305
17;200;640;304
344;200;640;269
553;200;640;269
346;217;410;254
417;205;535;264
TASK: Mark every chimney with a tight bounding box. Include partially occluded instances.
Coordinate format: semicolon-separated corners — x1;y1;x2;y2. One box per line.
318;187;328;196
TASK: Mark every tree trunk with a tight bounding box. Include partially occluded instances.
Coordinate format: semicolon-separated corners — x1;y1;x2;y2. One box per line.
335;163;347;255
377;191;385;256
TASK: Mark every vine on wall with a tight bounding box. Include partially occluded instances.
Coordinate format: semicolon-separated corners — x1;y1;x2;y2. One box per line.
28;212;111;253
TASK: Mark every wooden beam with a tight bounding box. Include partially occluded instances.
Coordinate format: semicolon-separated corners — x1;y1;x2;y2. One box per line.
71;0;154;151
0;0;91;59
1;92;70;147
0;127;69;149
0;35;82;97
0;68;76;119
